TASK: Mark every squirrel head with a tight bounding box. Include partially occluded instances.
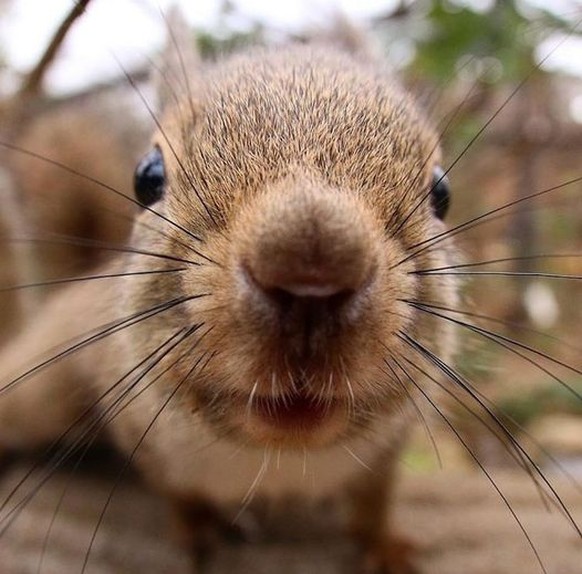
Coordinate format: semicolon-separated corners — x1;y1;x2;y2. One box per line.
127;42;457;449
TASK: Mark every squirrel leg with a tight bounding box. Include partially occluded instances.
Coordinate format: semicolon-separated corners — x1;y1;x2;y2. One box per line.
170;495;248;571
348;445;420;574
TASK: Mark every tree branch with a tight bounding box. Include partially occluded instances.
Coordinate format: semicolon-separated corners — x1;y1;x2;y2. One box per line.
19;0;93;98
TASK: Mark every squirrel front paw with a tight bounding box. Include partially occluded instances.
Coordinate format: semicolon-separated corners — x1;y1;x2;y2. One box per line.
359;534;421;574
171;496;248;569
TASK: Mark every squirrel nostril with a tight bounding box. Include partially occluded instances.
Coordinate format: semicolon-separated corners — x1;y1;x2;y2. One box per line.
242;259;360;299
272;282;347;298
240;260;372;324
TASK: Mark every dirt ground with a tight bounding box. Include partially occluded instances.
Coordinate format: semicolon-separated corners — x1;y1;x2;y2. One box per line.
0;456;581;574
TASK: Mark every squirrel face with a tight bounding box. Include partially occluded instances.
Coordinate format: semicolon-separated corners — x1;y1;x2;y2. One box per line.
126;46;458;450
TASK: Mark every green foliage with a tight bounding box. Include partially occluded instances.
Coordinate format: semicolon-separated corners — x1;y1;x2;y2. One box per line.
193;0;265;59
498;379;582;427
410;0;577;85
196;25;265;59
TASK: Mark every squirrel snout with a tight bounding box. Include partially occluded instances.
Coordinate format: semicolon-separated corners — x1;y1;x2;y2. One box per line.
233;177;381;336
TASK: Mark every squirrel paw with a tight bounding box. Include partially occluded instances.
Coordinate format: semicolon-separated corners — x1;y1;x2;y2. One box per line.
171;497;247;568
359;535;420;574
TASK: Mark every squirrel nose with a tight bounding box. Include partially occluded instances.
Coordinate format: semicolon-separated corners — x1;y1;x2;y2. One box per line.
242;258;364;319
241;256;371;356
234;176;381;327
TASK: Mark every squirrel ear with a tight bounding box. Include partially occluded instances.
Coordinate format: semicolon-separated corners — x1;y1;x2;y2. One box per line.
154;5;202;115
316;13;379;62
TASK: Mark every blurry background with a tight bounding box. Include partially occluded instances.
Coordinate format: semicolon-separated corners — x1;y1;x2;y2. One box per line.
0;0;581;475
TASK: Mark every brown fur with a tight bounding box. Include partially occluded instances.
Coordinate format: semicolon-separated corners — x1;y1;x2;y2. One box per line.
6;95;147;278
0;41;458;573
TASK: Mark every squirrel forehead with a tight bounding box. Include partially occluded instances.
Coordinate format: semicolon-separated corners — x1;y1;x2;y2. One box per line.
160;47;439;212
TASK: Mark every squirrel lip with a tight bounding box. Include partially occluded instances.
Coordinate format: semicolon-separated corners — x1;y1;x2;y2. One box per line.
249;393;340;433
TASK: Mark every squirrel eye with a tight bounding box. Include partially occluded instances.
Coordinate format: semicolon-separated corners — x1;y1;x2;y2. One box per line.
134;146;166;207
430;166;450;220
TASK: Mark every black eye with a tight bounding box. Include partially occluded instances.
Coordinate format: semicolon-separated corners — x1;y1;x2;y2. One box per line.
134;146;166;207
430;166;450;220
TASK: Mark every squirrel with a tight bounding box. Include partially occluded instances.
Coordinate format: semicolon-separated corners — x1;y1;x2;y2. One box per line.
0;23;460;574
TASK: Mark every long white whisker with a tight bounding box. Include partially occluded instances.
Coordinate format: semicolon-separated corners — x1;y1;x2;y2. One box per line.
234;448;271;524
246;381;258;419
343;445;373;473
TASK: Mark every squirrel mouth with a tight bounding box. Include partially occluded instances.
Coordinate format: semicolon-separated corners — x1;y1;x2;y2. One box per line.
226;381;351;447
252;393;334;431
